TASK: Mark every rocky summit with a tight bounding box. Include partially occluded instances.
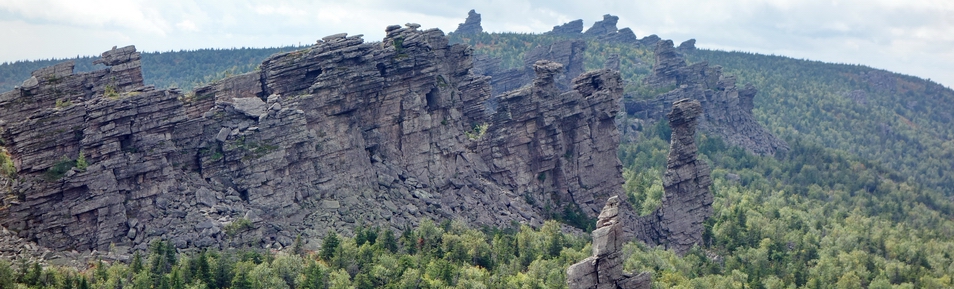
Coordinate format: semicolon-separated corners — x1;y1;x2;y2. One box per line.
547;14;659;46
453;9;483;35
0;24;626;253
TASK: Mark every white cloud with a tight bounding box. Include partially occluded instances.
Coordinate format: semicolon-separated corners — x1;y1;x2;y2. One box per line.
0;0;952;87
0;0;170;35
176;20;198;32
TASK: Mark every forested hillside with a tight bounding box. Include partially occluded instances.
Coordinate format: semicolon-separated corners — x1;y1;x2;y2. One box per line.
685;50;954;194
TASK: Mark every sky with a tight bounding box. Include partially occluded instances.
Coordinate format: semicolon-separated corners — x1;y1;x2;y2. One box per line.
1;0;952;88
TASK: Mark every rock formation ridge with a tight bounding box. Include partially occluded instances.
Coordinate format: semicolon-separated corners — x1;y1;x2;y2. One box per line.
628;40;789;156
567;196;651;289
0;24;624;252
548;14;660;47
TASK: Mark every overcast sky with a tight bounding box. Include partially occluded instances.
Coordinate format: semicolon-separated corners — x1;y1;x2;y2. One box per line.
2;0;952;88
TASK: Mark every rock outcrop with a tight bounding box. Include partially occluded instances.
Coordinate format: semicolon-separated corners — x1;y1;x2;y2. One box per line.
637;34;662;47
567;196;651;289
629;40;789;156
583;15;620;37
0;25;625;252
454;9;483;35
549;19;584;36
599;28;638;45
633;99;713;254
678;39;696;51
474;40;587;96
482;60;625;218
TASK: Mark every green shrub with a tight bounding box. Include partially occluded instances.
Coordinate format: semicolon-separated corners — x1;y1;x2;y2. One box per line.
224;218;254;237
54;98;73;109
76;151;87;172
104;85;119;99
44;157;76;181
0;149;14;177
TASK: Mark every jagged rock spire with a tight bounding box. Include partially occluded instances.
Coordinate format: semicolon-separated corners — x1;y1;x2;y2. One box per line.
633;99;714;255
454;9;483;35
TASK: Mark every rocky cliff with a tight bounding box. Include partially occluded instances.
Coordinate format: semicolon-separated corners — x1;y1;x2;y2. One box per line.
633;99;713;254
0;25;624;252
628;40;789;156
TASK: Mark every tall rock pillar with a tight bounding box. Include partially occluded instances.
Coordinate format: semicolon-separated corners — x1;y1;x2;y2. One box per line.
634;99;713;254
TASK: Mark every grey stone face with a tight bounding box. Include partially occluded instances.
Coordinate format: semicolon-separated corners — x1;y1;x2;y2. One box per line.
0;25;625;253
632;99;714;255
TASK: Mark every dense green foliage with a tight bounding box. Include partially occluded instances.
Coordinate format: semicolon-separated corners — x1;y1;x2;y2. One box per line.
0;221;590;288
620;131;954;288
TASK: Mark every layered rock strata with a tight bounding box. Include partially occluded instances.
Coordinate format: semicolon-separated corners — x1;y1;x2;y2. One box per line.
481;60;625;218
453;9;483;35
567;196;651;289
632;99;713;254
0;25;625;252
629;40;789;156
